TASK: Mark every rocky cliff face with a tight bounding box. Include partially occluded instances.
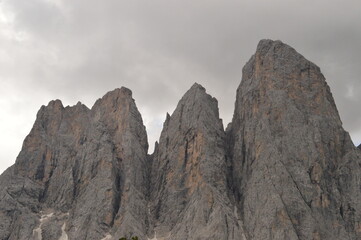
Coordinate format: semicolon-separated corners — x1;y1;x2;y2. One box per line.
228;40;361;240
0;40;360;240
149;84;244;239
0;88;150;240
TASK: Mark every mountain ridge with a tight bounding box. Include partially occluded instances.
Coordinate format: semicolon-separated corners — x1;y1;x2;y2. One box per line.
1;39;360;240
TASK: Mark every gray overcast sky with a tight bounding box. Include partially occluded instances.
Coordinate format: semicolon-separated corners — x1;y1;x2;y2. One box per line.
0;0;360;174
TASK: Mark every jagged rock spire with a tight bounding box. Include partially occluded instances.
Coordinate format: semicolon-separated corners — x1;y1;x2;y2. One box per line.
228;39;361;240
1;40;361;240
149;83;243;239
1;87;150;240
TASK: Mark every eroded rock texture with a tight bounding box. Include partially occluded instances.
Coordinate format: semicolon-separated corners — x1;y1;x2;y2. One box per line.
149;84;244;239
0;88;149;240
228;40;361;240
0;40;360;240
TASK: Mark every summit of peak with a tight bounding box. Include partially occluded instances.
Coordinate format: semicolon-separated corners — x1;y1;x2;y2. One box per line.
181;83;209;101
179;83;217;107
254;39;299;59
119;86;133;96
189;82;205;91
91;87;135;111
105;87;133;98
37;99;64;116
162;82;221;133
3;39;360;240
256;39;282;48
47;99;64;108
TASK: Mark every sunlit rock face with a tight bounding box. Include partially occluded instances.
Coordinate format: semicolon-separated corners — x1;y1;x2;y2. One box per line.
1;40;361;240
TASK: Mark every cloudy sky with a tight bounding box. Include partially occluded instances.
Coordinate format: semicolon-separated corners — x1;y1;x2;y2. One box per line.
0;0;360;174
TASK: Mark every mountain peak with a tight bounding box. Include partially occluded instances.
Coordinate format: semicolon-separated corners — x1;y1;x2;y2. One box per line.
150;85;239;239
180;82;207;101
91;87;135;113
256;39;294;54
229;39;357;239
189;82;205;91
98;86;132;101
47;99;63;108
169;83;221;132
119;86;133;96
253;39;311;71
39;99;64;114
255;39;278;54
1;39;361;240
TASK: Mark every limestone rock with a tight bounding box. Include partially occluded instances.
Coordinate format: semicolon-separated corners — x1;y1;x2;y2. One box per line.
0;166;42;240
1;39;360;240
228;39;361;240
150;83;244;239
0;88;149;240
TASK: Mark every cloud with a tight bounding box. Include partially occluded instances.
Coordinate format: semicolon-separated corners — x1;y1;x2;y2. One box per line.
1;0;361;173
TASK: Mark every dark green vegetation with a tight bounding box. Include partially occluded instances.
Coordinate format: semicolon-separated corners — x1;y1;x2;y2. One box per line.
119;237;138;240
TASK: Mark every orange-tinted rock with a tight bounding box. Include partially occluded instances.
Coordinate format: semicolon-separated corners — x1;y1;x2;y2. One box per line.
149;83;244;239
228;39;361;240
0;88;149;240
1;40;361;240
